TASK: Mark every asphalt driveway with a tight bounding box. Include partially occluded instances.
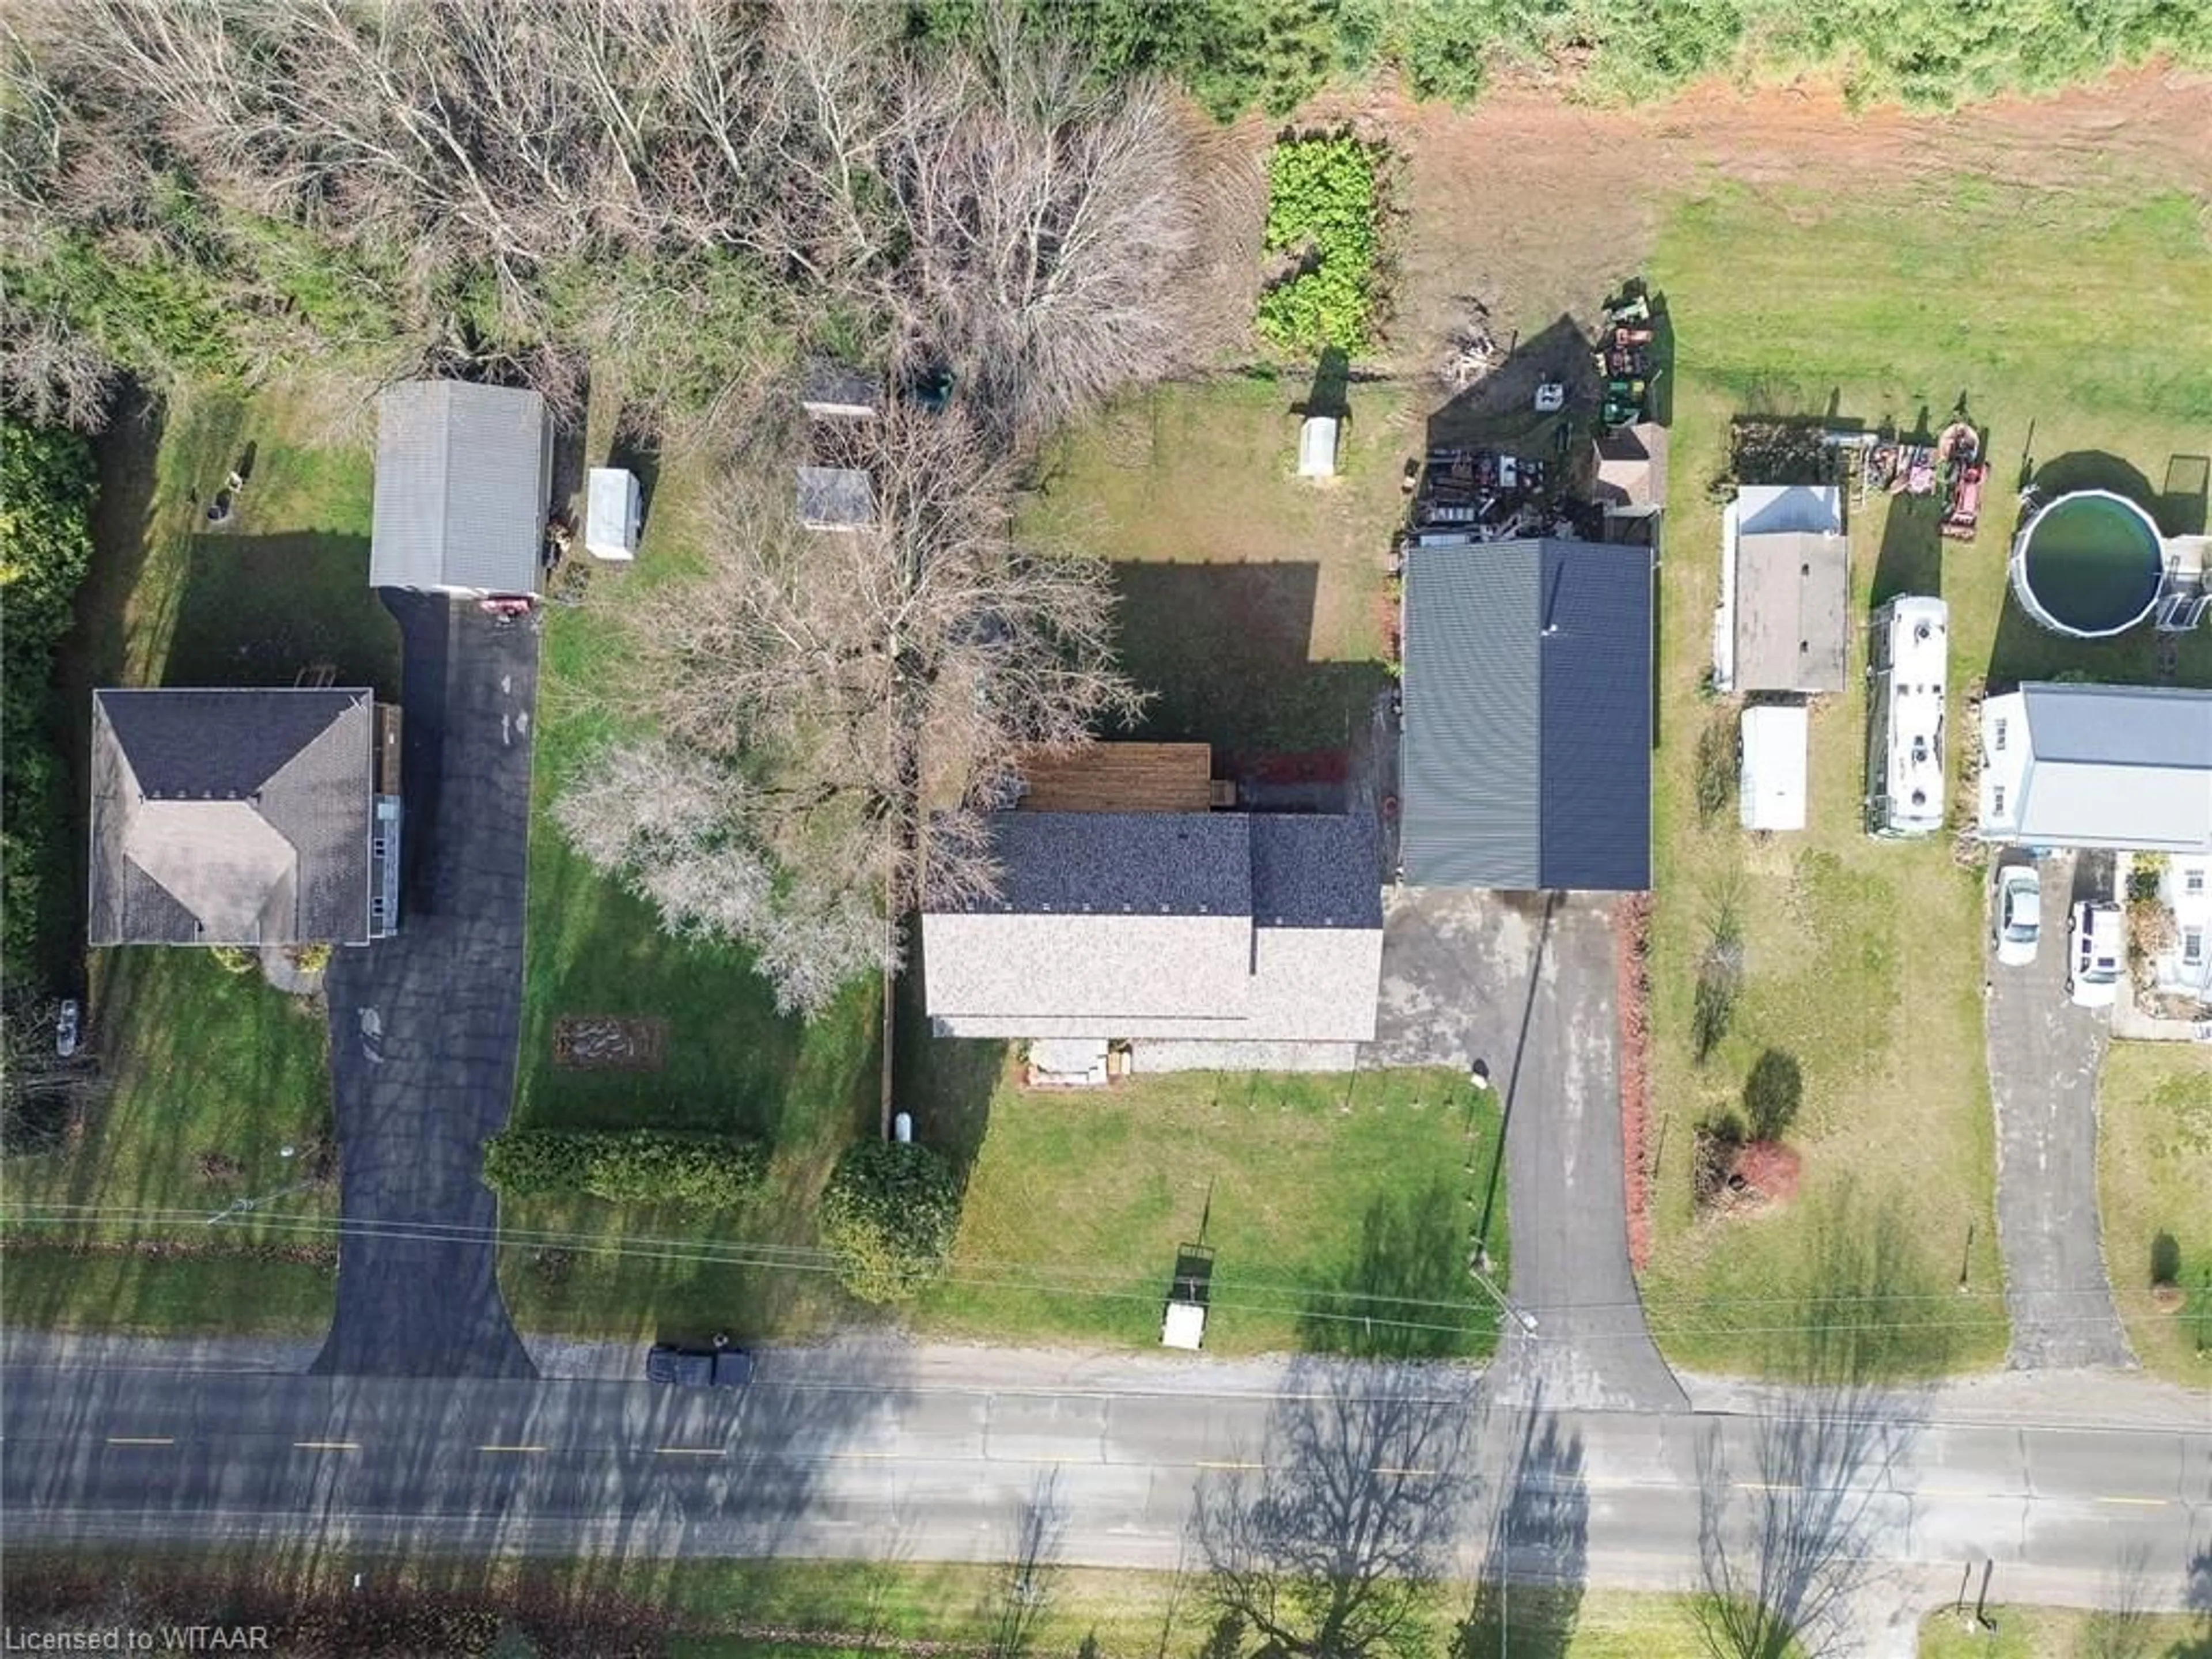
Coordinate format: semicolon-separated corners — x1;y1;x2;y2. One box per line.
1983;853;2133;1371
1371;889;1684;1411
314;594;537;1379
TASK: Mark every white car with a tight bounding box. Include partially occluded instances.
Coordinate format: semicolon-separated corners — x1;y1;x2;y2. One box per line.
2067;901;2124;1009
1993;866;2040;968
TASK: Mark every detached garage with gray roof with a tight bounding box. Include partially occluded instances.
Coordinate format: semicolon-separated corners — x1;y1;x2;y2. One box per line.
371;381;551;595
1400;536;1653;891
921;809;1384;1060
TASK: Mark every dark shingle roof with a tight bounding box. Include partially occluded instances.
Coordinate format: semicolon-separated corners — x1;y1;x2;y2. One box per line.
963;811;1251;915
89;688;375;945
1249;815;1382;929
1401;537;1652;892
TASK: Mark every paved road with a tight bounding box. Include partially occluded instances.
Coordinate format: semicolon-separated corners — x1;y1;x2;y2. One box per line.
1373;889;1683;1411
5;1350;2205;1628
315;595;537;1380
1983;854;2134;1371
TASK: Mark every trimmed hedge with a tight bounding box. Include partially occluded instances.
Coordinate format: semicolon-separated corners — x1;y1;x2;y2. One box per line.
483;1130;767;1209
819;1140;963;1304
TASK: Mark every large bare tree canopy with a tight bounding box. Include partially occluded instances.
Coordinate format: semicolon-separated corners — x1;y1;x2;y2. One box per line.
4;0;1193;1015
2;0;1199;441
553;408;1143;1017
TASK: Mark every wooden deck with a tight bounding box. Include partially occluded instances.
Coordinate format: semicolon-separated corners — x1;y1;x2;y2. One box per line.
1014;743;1214;813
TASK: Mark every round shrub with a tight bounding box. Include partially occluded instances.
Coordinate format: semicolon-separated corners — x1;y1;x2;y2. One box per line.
209;945;258;975
819;1140;961;1304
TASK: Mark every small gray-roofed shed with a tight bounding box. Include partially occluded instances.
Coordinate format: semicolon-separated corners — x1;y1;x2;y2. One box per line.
371;381;551;594
800;358;881;419
797;465;876;529
1734;529;1850;692
1400;537;1652;891
89;687;374;946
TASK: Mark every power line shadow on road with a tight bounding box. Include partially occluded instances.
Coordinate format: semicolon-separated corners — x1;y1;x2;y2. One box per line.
1188;1357;1478;1659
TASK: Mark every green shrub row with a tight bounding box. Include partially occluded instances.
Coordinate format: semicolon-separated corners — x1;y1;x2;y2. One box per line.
0;420;98;986
483;1130;768;1209
912;0;2212;118
1256;134;1383;357
818;1140;963;1304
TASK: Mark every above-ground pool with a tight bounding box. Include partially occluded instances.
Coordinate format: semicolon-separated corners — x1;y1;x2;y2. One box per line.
2009;488;2166;638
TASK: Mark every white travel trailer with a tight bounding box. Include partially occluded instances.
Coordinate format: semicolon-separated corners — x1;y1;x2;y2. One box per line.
1866;596;1948;836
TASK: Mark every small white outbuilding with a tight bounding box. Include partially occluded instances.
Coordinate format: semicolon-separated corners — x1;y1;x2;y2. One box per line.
584;468;643;561
1740;702;1809;832
1298;415;1339;479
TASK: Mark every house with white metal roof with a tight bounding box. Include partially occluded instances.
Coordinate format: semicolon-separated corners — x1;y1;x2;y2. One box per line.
370;381;551;596
1977;683;2212;853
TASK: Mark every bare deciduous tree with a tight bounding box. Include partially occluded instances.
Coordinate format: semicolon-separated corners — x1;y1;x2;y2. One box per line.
552;406;1143;1013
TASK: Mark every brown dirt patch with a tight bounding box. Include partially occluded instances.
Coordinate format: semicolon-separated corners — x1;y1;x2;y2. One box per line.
553;1014;669;1072
1177;65;2212;373
1615;893;1656;1269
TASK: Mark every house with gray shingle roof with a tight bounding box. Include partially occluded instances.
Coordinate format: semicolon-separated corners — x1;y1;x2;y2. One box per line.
89;688;400;946
921;808;1384;1068
1399;535;1653;891
371;381;551;595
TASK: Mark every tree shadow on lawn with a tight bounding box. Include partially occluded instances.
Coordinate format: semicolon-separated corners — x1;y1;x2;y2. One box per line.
1111;561;1392;764
1297;1180;1498;1361
162;531;400;696
47;387;166;994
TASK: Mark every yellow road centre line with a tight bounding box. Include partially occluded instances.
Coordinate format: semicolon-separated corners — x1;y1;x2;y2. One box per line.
2096;1495;2169;1508
294;1441;359;1452
1195;1460;1263;1471
655;1446;725;1457
105;1436;175;1447
478;1444;548;1455
1372;1467;1438;1478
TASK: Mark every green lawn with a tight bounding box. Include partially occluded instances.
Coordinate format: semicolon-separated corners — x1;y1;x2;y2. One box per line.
904;1047;1508;1357
1634;181;2212;1378
5;384;384;1336
1022;374;1404;757
2097;1042;2212;1387
501;441;884;1345
1918;1603;2211;1658
10;1550;1748;1659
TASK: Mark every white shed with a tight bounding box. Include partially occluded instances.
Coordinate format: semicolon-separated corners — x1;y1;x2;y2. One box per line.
1298;415;1339;479
585;468;642;561
1740;703;1809;832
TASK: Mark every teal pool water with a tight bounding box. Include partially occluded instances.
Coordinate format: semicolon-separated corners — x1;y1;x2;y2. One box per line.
2018;491;2162;635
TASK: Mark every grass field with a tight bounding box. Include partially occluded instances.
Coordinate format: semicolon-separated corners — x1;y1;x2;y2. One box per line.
1918;1602;2211;1658
2097;1042;2212;1387
1022;374;1406;757
1633;181;2212;1377
903;1042;1508;1357
10;1551;1752;1659
5;385;385;1334
500;440;884;1345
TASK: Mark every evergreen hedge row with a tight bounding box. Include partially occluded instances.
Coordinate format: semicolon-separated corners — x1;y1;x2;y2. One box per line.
483;1130;768;1209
